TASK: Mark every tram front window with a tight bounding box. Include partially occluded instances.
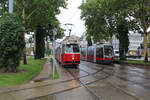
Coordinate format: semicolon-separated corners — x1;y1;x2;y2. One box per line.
66;44;79;53
104;46;113;57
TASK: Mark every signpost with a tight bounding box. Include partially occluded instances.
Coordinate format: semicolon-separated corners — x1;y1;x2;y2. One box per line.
9;0;13;13
52;29;57;79
48;24;57;79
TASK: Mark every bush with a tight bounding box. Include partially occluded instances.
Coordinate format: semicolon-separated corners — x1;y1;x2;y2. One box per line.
0;13;25;72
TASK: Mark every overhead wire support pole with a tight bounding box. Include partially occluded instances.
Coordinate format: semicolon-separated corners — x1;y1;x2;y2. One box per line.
9;0;13;13
53;34;55;79
64;23;74;37
48;24;57;79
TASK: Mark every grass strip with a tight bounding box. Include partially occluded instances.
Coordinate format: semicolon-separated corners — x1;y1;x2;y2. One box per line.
49;58;59;79
115;59;150;66
0;57;46;86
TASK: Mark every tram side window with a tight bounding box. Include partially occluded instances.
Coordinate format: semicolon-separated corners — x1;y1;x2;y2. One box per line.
81;48;86;56
73;45;79;52
104;46;113;56
88;47;94;57
81;49;84;55
96;47;103;58
66;44;79;53
91;48;94;57
88;47;91;57
66;45;73;53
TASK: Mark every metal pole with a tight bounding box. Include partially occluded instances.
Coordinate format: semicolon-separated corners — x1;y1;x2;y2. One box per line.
53;35;55;79
69;29;72;37
9;0;13;13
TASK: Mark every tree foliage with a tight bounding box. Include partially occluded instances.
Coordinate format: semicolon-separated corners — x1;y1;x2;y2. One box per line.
14;0;66;33
80;0;150;62
116;20;129;60
80;0;109;44
80;0;131;58
0;0;67;69
132;0;150;62
0;13;25;72
13;0;67;59
0;0;8;16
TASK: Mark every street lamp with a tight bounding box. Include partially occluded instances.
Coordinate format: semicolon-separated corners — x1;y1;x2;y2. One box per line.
9;0;13;13
64;23;74;37
48;24;57;79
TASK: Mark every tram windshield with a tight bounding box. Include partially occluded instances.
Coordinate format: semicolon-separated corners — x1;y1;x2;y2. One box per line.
65;44;79;53
104;46;113;57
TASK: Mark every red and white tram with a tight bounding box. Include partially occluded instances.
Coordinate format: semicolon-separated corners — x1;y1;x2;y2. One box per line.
55;42;80;66
81;43;114;63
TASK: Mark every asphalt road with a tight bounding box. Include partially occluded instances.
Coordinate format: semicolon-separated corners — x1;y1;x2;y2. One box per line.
1;60;150;100
32;61;150;100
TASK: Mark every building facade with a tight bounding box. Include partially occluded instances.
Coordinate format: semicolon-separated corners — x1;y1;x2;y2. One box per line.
112;33;143;51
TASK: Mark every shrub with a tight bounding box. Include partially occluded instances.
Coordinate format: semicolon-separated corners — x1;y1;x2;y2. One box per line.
0;13;25;72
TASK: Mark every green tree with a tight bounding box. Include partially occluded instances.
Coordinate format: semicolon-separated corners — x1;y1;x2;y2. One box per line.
132;0;150;62
0;13;25;72
34;25;45;59
0;0;8;16
80;0;109;44
80;0;139;61
86;34;92;46
14;0;66;59
80;0;133;44
116;20;129;60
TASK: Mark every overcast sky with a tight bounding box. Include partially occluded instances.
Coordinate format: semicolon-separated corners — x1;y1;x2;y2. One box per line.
57;0;86;37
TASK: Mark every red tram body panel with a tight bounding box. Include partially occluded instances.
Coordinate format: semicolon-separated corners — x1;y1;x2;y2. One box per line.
62;53;80;65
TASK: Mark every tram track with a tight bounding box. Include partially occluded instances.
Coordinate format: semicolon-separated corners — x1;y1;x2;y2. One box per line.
65;64;140;100
26;64;109;100
88;62;150;91
0;62;109;95
80;62;150;89
29;64;141;100
66;69;100;100
78;63;115;85
87;62;150;89
59;61;145;100
83;61;150;86
1;61;143;100
64;63;116;100
26;63;109;100
79;62;141;100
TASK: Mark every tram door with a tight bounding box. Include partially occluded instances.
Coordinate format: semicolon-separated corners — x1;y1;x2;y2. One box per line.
96;46;103;63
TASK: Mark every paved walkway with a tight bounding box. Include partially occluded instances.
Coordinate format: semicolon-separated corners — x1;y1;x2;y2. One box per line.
32;57;51;82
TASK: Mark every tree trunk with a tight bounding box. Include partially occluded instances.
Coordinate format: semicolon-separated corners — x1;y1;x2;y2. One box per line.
34;29;36;59
22;0;27;64
110;32;113;46
34;26;45;59
143;33;148;62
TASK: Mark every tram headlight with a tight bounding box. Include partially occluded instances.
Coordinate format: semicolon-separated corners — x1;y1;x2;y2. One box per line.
72;57;75;60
